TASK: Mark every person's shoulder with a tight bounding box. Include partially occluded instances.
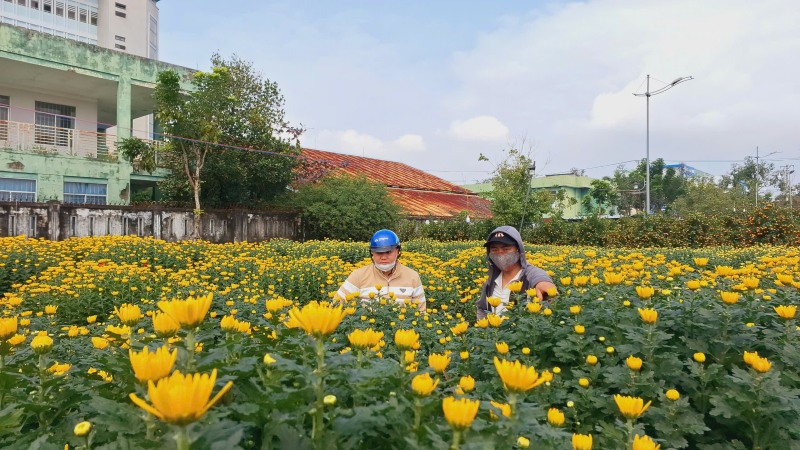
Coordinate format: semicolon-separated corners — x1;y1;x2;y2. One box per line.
348;264;374;278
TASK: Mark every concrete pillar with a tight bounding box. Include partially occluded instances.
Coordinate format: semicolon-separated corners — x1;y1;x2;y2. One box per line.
116;75;132;140
46;200;60;241
152;208;162;240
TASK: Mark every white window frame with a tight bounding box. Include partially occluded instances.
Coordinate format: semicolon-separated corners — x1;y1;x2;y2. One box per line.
63;181;107;205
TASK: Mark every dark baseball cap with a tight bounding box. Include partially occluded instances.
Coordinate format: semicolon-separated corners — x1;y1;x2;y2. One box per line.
484;231;517;247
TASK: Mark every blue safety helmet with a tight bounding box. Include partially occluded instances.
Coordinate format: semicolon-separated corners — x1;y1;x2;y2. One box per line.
369;229;401;252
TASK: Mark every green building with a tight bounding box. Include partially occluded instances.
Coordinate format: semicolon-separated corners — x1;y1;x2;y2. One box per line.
0;23;192;204
463;173;597;219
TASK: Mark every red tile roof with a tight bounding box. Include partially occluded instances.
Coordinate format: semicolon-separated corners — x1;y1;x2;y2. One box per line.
299;148;492;219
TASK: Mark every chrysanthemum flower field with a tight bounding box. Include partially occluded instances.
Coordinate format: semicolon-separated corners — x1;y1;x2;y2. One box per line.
0;235;799;449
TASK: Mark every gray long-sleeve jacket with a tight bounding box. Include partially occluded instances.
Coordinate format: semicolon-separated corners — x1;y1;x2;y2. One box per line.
476;225;553;319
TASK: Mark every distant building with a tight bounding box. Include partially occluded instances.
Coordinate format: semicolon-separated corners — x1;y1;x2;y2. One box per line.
463;173;596;219
300;148;493;220
0;21;193;204
664;163;712;178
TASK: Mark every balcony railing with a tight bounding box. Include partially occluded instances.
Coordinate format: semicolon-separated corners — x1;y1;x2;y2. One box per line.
0;119;161;161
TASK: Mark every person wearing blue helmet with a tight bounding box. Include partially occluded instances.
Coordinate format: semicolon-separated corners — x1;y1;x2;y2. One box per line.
335;229;427;311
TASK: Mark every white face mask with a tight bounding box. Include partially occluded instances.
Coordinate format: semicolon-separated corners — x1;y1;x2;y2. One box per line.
490;252;519;271
375;261;396;272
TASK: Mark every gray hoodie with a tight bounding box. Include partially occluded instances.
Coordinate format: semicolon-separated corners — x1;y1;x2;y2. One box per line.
476;225;553;318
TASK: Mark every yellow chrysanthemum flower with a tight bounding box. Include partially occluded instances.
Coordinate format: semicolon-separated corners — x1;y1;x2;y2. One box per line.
632;434;661;450
428;352;451;373
569;305;581;315
286;301;346;338
47;361;72;376
527;302;543;314
614;394;652;420
91;337;109;350
495;341;510;355
450;322;469;336
719;291;740;305
0;317;18;340
129;345;178;384
489;400;512;420
129;369;233;425
31;333;53;354
487;314;504;328
666;389;680;401
547;408;565;427
507;281;523;293
394;329;421;351
626;355;643;371
487;296;502;308
586;355;598;366
114;303;143;327
637;308;658;324
749;356;772;373
347;328;384;349
442;396;479;430
158;294;214;330
458;375;475;392
635;286;655;300
774;305;797;320
572;433;593;450
44;305;58;315
152;312;180;338
686;280;701;290
693;352;706;363
73;421;92;437
494;357;551;393
693;257;708;267
411;372;439;397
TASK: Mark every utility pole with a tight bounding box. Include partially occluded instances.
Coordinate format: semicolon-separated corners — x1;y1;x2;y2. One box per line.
754;147;779;208
781;164;795;207
519;162;536;230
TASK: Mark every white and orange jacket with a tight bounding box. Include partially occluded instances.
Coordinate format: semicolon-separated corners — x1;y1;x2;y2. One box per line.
335;263;426;312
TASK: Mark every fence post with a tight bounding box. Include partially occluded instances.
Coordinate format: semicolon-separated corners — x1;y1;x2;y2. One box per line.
46;200;60;241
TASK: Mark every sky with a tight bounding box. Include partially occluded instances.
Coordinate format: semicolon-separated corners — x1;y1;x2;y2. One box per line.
158;0;800;185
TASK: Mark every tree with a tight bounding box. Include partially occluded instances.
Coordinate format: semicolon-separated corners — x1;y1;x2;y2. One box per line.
670;178;748;216
720;156;779;207
122;54;301;238
610;159;688;214
481;147;553;229
293;175;401;241
582;178;619;216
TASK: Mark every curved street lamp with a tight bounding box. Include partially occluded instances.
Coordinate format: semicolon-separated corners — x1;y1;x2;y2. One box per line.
633;75;693;215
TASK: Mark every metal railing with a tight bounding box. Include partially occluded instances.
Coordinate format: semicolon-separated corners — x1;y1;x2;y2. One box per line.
0;119;161;160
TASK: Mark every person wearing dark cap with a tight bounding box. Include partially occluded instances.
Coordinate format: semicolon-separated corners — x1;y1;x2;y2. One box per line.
476;225;557;319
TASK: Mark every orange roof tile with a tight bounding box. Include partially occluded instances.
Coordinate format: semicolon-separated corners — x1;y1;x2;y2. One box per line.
299;148;492;219
388;189;492;219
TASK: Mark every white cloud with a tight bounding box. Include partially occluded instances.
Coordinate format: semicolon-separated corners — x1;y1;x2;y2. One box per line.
314;129;426;157
448;115;509;141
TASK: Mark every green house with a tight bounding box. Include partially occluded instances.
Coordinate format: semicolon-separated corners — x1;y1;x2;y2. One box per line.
463;173;597;219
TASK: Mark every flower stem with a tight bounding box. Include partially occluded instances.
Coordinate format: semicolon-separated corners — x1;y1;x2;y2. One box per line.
626;419;634;448
450;429;462;450
312;337;326;450
174;425;190;450
184;329;196;372
413;397;423;432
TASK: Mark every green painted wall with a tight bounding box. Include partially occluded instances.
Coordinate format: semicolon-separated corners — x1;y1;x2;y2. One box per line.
1;151;133;203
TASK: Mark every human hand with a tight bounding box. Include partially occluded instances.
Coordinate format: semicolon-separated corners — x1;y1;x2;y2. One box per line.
533;281;558;301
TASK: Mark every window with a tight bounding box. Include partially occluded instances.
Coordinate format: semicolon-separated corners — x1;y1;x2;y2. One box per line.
90;11;96;25
35;101;75;146
115;43;125;50
17;0;25;6
42;0;50;12
64;181;106;205
31;0;39;9
55;1;62;16
149;15;158;58
0;95;9;141
0;178;36;202
67;5;74;19
114;2;125;9
115;11;125;18
79;7;86;22
115;35;125;42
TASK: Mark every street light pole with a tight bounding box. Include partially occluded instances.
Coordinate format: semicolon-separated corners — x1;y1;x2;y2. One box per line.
634;74;693;215
753;146;779;208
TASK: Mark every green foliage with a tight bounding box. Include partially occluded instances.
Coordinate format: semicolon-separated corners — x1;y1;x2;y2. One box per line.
482;148;552;228
153;54;300;213
293;175;400;241
582;179;619;216
118;137;158;174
